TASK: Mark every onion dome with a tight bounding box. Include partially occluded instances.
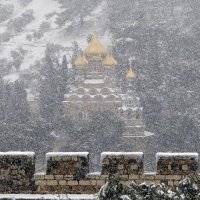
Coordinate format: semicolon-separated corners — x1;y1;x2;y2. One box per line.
102;51;118;68
84;31;107;59
74;55;88;69
126;66;136;81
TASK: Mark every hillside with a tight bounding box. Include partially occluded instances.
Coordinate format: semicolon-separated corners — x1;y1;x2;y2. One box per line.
0;0;110;82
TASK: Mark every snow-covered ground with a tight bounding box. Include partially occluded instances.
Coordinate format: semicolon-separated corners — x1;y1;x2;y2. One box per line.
0;194;96;200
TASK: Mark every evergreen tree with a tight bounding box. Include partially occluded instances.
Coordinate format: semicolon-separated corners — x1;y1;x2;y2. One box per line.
4;82;15;124
57;55;68;99
12;81;30;124
0;77;5;121
39;55;57;123
39;54;66;125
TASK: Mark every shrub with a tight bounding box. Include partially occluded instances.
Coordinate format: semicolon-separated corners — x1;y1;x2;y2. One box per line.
98;175;200;200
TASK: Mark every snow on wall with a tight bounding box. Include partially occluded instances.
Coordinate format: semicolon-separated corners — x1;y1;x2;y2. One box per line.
156;152;198;161
0;194;96;200
101;152;143;161
0;151;35;157
84;79;105;84
46;152;89;160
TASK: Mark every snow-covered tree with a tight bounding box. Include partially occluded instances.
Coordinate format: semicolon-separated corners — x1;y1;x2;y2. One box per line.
98;176;200;200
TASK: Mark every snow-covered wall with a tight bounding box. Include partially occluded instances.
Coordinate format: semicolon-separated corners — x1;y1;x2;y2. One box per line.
101;152;144;175
46;152;89;179
0;151;200;194
0;151;35;193
156;152;198;175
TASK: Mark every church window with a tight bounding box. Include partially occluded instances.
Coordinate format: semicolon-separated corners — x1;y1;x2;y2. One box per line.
127;111;132;119
128;99;132;106
78;111;84;120
136;111;140;119
101;88;109;95
89;88;97;95
76;88;84;95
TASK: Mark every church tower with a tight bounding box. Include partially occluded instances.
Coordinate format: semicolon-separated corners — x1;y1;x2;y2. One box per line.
118;59;145;137
63;31;145;137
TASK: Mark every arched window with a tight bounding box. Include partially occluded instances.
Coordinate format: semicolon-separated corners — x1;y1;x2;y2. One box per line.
127;111;132;119
89;88;97;95
76;88;84;95
100;88;110;95
136;111;140;119
128;99;132;106
78;111;84;120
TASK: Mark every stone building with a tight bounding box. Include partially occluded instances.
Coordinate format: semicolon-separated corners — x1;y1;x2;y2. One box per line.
63;31;144;137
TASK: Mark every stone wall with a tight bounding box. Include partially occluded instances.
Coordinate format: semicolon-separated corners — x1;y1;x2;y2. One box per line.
0;151;199;194
0;152;35;193
101;152;144;175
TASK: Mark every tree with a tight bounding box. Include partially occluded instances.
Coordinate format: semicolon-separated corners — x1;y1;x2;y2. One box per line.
12;81;30;124
39;54;66;125
58;55;68;98
80;110;125;170
98;176;200;200
39;55;57;123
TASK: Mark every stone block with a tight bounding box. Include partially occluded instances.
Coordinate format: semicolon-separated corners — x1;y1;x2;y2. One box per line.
79;180;91;185
90;180;97;185
47;180;58;186
59;180;67;185
34;173;45;180
168;180;174;186
156;175;165;180
129;175;139;179
55;175;64;180
144;175;155;180
35;180;47;186
96;180;105;186
165;175;182;180
64;175;74;180
45;175;54;180
182;165;188;171
68;180;79;186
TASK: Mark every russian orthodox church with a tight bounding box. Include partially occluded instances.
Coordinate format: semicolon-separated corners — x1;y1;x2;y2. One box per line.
63;31;145;137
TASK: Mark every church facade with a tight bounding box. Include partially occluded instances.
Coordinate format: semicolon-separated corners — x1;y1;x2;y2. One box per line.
63;31;145;137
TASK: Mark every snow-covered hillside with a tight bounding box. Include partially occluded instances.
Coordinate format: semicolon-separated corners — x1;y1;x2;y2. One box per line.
0;0;111;82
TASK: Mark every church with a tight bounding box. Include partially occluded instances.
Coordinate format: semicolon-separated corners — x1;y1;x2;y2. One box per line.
63;31;145;137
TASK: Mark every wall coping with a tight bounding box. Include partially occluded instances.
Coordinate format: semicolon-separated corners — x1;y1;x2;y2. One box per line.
46;152;89;160
156;152;198;161
101;152;143;161
0;151;35;157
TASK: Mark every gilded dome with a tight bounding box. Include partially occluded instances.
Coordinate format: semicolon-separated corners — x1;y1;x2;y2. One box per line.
126;66;136;81
84;31;107;57
102;51;118;68
74;55;88;69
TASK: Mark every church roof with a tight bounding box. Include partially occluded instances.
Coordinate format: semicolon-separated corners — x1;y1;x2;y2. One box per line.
102;51;118;67
84;31;107;56
126;66;136;81
74;55;88;68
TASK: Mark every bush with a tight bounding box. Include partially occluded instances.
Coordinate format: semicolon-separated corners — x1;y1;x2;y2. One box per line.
98;175;200;200
7;10;34;33
0;4;14;23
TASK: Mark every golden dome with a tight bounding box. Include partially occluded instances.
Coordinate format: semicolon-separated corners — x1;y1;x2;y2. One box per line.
102;51;118;68
84;31;107;57
74;55;88;69
126;66;136;81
